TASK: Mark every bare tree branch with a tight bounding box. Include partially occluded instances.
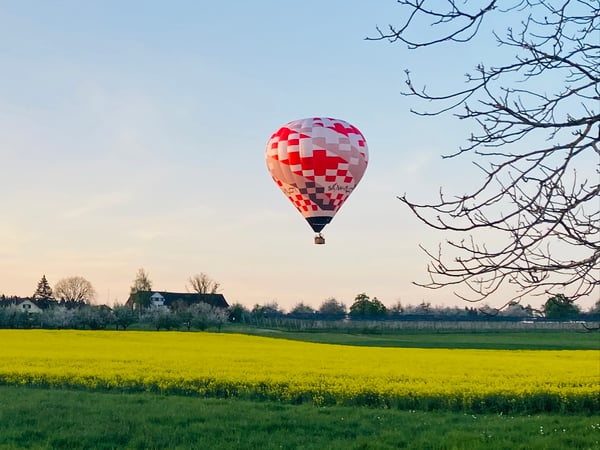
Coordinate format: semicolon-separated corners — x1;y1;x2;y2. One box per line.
371;0;599;303
54;276;97;305
187;273;221;295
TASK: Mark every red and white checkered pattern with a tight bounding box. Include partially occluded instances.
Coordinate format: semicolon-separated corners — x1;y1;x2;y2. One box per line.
265;117;369;223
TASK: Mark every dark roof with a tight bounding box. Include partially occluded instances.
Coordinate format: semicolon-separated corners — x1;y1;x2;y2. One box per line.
127;291;228;308
0;297;46;308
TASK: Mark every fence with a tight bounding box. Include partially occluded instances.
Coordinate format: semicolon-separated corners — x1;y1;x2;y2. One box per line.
243;314;600;332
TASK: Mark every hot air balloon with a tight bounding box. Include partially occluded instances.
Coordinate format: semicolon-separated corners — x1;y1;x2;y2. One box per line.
265;117;369;244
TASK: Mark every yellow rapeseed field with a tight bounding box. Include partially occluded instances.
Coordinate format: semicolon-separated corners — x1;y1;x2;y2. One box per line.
0;330;598;412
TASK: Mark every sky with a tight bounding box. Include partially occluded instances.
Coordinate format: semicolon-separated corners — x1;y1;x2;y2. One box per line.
1;1;597;311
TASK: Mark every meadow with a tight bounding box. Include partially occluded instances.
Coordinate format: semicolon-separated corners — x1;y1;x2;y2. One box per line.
231;326;600;350
1;385;599;449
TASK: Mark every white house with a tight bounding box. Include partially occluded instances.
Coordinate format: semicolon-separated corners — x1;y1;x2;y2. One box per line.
11;299;42;314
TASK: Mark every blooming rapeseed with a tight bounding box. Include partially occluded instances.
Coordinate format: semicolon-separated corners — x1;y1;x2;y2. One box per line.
0;330;597;412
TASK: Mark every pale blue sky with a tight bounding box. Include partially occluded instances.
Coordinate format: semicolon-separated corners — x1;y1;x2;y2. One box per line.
2;1;595;311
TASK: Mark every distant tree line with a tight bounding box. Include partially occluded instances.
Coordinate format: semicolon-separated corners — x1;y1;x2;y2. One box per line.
0;272;230;331
2;274;598;330
0;299;230;331
0;294;597;331
234;293;599;322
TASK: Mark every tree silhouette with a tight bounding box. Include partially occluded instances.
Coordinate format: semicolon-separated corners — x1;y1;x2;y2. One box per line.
289;302;316;315
543;294;580;319
130;268;153;294
33;275;55;309
54;276;97;306
187;272;220;294
318;298;347;316
129;268;153;310
369;1;599;305
349;293;387;317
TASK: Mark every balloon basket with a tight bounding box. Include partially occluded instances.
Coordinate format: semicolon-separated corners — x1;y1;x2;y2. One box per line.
314;234;325;245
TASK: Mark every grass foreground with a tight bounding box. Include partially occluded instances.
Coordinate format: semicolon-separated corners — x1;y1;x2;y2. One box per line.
0;385;599;450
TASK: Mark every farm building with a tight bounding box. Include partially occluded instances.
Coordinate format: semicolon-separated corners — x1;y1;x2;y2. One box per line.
125;291;229;311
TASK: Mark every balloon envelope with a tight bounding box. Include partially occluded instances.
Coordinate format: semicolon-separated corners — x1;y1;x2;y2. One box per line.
265;117;368;233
